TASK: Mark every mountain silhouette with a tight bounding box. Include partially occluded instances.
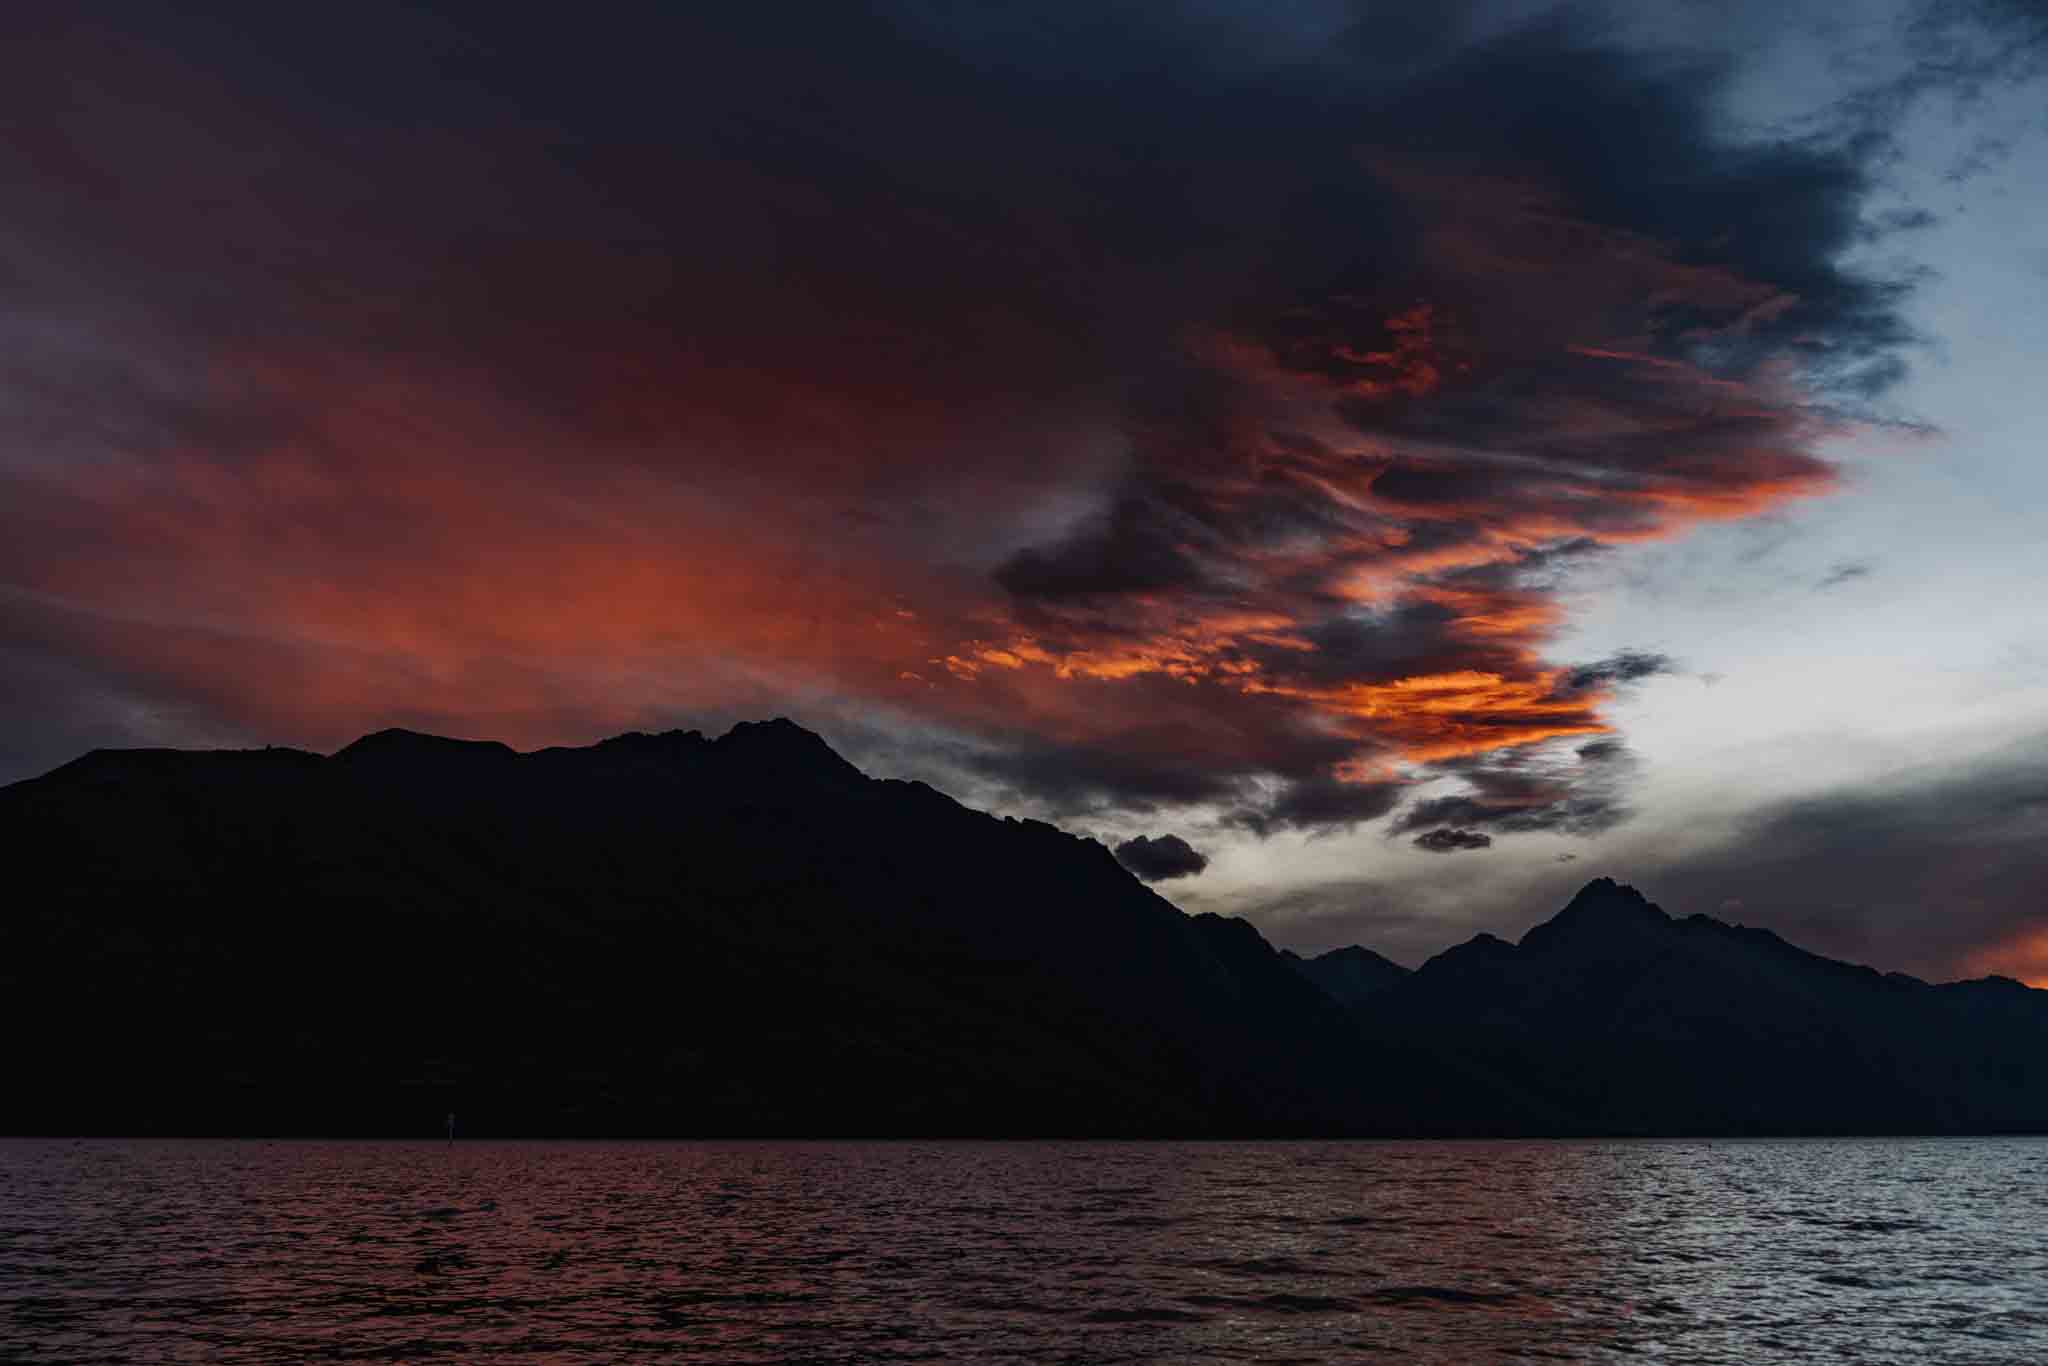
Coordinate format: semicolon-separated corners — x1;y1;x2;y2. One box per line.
2;726;2041;1136
1346;878;2048;1135
1282;945;1412;1005
0;721;1537;1137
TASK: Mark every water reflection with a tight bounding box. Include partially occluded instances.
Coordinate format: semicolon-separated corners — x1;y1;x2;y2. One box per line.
2;1138;2044;1361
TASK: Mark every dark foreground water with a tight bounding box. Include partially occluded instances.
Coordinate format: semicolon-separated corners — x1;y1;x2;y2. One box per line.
4;1139;2046;1363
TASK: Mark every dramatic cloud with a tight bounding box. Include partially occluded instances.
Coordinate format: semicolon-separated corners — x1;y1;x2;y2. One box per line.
1412;827;1494;853
0;1;1942;844
1557;652;1676;697
1113;834;1211;882
1228;738;2048;988
1639;741;2048;986
1230;774;1408;839
1833;0;2048;152
1391;740;1644;838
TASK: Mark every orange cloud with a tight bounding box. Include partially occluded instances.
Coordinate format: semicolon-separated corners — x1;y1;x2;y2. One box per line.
952;252;1844;800
0;124;1873;838
1968;927;2048;990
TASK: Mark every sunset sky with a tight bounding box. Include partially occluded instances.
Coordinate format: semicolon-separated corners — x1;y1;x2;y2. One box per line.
4;1;2044;983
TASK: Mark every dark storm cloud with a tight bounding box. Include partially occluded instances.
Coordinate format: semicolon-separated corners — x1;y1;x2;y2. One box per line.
1557;651;1676;697
0;0;1934;834
1801;0;2048;179
1395;789;1629;835
994;497;1222;602
1245;600;1492;689
1642;742;2048;983
1367;461;1520;509
1230;774;1409;838
1338;11;1921;395
1214;743;2048;984
962;736;1247;815
916;670;1385;822
937;684;1414;838
1113;833;1211;882
1412;827;1494;853
1392;740;1642;837
1901;0;2048;105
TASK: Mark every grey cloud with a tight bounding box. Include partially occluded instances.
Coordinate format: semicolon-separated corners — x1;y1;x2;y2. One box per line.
1413;827;1493;853
1558;651;1676;697
1229;774;1407;838
0;0;1944;828
1636;740;2048;981
1393;740;1644;837
1113;833;1211;881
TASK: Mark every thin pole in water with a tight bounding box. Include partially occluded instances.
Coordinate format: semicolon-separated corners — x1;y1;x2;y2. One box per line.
446;1112;455;1147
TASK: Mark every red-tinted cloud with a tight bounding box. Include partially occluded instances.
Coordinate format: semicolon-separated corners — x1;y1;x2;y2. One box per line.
1973;929;2048;991
0;3;1911;842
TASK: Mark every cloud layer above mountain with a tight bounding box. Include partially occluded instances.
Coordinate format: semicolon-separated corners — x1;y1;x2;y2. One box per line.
0;2;1972;847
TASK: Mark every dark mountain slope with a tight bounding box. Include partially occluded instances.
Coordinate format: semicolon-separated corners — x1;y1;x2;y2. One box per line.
10;731;2040;1137
0;722;1544;1137
1284;944;1413;1006
1351;878;2048;1135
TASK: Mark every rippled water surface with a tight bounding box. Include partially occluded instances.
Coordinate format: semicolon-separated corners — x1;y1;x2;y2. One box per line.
5;1138;2047;1362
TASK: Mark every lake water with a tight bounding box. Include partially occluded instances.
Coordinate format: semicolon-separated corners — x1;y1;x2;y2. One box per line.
3;1138;2045;1362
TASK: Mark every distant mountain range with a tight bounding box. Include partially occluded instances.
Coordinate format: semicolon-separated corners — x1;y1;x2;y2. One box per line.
4;721;2043;1137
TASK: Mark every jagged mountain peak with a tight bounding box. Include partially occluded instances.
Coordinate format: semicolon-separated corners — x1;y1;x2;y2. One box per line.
711;717;866;782
2;714;1446;1139
5;716;2046;1138
592;727;708;749
1518;877;1670;954
1564;876;1660;915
